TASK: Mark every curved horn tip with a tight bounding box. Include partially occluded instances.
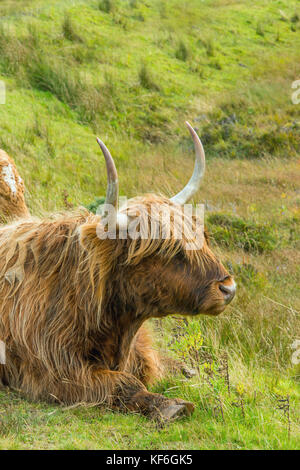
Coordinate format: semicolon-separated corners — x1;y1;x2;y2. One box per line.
170;121;205;205
185;121;197;135
96;137;105;151
95;136;119;208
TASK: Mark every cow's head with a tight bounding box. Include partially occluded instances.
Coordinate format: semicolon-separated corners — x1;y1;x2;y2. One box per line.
80;122;236;318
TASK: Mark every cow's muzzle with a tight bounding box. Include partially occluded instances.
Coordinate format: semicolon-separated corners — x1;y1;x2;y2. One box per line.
219;278;236;304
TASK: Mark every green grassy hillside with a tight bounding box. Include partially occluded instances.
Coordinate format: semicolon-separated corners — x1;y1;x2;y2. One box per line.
0;0;299;450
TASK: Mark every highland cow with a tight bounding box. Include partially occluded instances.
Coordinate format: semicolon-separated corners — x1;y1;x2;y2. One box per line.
0;149;29;221
0;123;236;420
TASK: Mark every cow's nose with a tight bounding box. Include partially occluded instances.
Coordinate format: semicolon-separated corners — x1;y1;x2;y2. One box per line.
219;279;236;304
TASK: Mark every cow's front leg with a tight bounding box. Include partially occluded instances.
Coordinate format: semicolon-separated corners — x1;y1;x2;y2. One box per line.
51;367;194;420
89;368;195;420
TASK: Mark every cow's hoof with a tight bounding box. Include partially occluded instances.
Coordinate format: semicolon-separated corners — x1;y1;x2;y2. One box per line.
159;400;195;420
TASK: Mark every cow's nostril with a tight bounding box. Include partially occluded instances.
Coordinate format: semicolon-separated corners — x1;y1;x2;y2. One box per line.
219;284;231;294
219;281;236;303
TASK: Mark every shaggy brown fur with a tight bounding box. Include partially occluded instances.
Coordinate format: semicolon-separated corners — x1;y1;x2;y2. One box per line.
0;150;29;221
0;166;234;418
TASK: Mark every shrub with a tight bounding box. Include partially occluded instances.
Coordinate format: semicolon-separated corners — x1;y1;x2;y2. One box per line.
169;319;205;371
86;197;105;213
198;100;300;159
207;213;278;253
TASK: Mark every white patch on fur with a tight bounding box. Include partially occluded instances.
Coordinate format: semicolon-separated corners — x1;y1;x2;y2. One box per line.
5;266;24;284
2;164;17;194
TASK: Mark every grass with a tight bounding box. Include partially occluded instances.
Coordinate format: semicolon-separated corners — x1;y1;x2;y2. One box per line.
175;40;189;61
138;63;160;91
62;14;83;43
98;0;114;14
0;369;298;450
0;0;299;450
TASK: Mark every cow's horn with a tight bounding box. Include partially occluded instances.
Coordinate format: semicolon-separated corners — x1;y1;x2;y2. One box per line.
97;137;129;229
170;121;205;205
97;138;119;209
